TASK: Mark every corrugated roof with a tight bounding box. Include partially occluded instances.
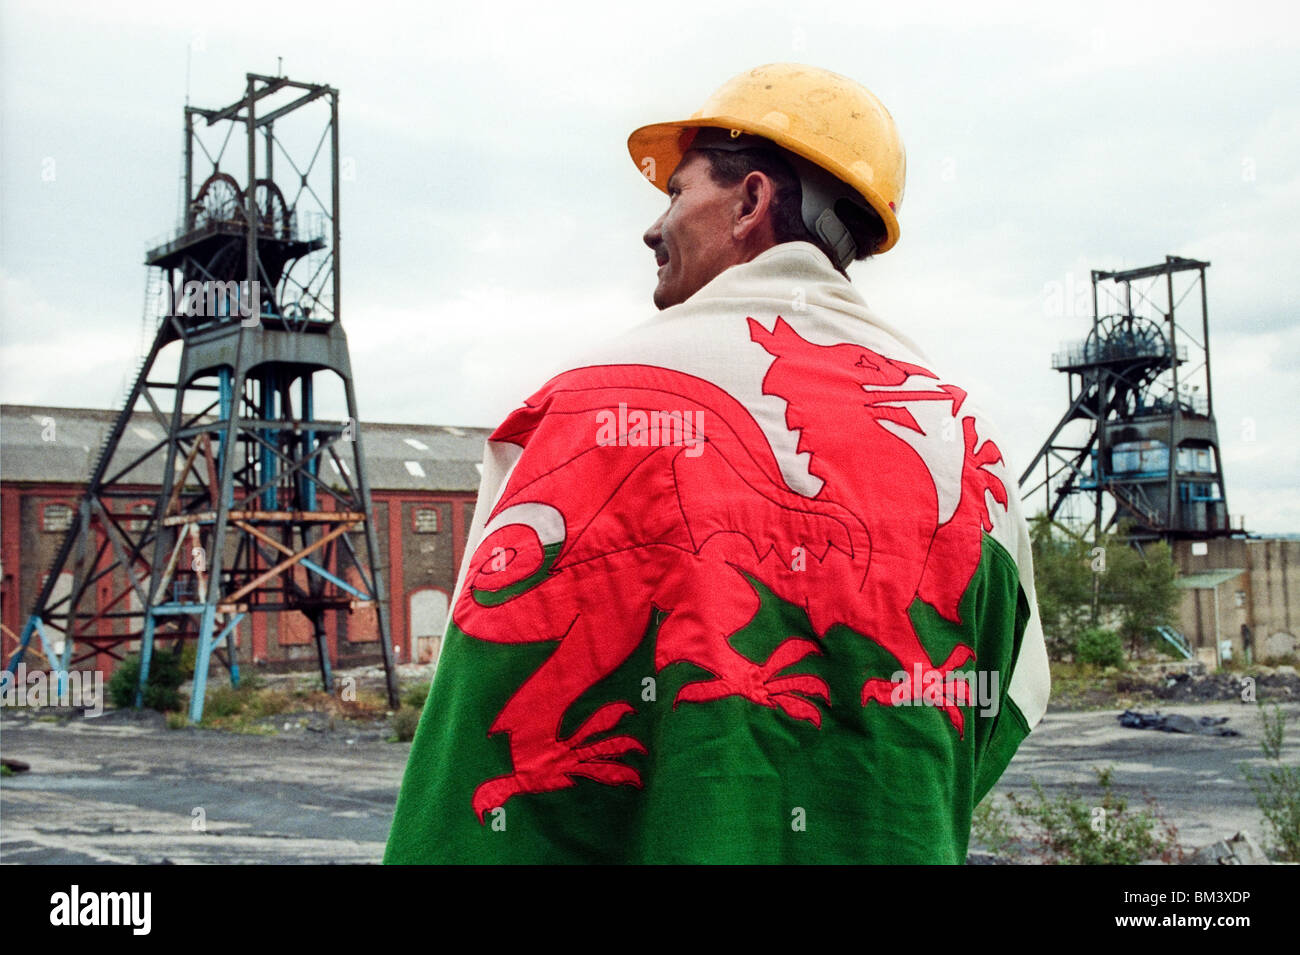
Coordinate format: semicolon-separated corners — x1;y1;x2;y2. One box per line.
0;404;492;493
1176;569;1246;589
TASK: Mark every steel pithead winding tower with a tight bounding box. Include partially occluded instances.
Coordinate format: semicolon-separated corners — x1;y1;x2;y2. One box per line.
5;73;401;719
1020;255;1231;542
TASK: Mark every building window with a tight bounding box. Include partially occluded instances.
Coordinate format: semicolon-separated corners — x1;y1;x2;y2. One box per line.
42;503;74;533
412;507;440;534
1112;440;1168;475
1176;445;1215;474
128;501;154;532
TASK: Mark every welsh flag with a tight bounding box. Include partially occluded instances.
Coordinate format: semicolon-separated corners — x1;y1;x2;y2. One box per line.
385;245;1049;864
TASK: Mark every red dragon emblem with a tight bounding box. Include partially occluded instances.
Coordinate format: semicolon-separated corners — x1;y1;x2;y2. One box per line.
453;317;1008;821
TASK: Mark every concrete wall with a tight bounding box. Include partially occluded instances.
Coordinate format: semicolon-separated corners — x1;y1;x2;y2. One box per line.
1173;537;1299;663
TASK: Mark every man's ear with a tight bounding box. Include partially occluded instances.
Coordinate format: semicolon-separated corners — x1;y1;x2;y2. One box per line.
733;170;775;240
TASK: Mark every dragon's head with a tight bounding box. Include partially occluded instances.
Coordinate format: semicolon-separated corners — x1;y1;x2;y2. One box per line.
748;317;937;397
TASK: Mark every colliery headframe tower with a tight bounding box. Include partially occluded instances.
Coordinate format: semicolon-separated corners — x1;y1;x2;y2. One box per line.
1020;255;1232;542
5;73;400;719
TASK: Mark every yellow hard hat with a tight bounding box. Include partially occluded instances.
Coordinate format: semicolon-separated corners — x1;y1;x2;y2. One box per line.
628;63;906;255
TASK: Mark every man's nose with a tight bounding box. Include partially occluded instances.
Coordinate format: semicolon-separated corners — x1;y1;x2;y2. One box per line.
643;210;666;250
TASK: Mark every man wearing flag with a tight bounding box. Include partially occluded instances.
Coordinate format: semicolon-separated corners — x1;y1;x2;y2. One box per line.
386;63;1050;864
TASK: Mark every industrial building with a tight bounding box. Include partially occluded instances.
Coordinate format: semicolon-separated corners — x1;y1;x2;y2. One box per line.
1;403;490;675
1015;254;1299;667
4;75;425;717
4;402;1297;678
1171;536;1299;665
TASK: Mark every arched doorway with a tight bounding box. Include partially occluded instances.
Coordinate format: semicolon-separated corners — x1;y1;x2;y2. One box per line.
408;588;449;664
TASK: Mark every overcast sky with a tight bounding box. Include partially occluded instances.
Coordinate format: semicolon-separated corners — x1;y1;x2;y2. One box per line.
2;0;1297;533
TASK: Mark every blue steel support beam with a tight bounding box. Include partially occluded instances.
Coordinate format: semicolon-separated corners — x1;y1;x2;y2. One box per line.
217;368;233;507
188;603;219;723
303;375;317;511
299;557;369;600
311;612;333;693
135;612;157;708
6;617;70;696
5;615;39;675
214;612;245;688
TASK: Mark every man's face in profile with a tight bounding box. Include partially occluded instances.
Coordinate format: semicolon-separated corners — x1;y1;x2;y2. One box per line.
642;151;745;310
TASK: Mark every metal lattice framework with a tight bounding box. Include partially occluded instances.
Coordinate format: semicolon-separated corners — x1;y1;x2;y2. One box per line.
5;73;400;719
1020;255;1233;542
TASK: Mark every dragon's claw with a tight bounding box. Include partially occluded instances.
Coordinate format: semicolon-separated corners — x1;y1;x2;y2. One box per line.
471;702;646;822
674;638;829;726
861;644;977;738
962;417;1008;530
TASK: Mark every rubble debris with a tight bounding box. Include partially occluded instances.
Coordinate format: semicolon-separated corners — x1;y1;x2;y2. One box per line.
1118;709;1240;736
965;851;1014;865
1113;666;1298;703
1188;831;1271;865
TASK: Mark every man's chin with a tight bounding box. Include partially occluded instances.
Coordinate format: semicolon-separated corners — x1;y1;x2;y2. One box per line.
652;282;676;311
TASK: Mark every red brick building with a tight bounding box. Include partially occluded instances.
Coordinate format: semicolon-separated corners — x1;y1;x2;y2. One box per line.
0;404;490;675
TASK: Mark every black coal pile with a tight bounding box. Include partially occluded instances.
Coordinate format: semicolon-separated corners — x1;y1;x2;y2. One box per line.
1116;668;1299;702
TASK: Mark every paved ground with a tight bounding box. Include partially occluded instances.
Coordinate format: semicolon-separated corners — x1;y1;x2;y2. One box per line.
2;699;1296;863
988;701;1299;854
1;708;408;864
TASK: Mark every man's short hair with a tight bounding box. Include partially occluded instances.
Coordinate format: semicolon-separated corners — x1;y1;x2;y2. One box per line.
693;146;888;274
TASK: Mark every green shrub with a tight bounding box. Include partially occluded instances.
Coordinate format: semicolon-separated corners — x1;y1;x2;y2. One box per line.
1029;518;1180;661
178;642;198;679
201;685;247;719
107;651;185;712
1006;766;1182;864
391;706;421;742
242;688;293;719
1074;628;1125;668
1242;704;1300;861
197;683;291;725
970;796;1018;858
402;681;431;710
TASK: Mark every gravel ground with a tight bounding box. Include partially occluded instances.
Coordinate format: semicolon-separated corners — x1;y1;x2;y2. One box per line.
1;705;407;864
984;700;1300;858
2;678;1296;864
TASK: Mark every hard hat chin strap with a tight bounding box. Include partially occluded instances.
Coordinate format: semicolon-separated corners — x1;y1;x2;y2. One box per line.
686;127;866;271
783;148;873;270
810;209;856;271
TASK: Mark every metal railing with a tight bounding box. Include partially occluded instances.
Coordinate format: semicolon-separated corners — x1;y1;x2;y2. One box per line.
1052;338;1187;369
